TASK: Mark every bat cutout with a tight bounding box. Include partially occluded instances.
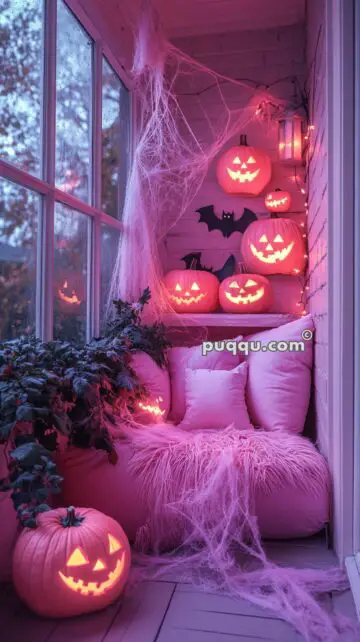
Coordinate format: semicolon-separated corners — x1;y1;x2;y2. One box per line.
196;205;257;238
181;252;236;282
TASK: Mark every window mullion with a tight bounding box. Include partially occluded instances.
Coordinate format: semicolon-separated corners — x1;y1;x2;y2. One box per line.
91;218;101;338
93;41;102;210
41;0;57;341
90;40;103;337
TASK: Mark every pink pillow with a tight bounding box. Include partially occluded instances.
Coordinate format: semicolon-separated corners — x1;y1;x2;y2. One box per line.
246;314;314;433
168;343;241;424
179;362;253;431
130;352;170;424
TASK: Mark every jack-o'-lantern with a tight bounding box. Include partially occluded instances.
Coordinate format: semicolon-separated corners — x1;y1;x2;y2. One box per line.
58;280;82;305
164;270;219;313
219;274;273;313
137;396;166;421
241;217;307;275
56;276;84;315
12;506;131;618
216;135;272;196
264;189;291;213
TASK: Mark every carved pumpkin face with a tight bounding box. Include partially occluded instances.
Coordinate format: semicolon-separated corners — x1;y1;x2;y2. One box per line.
59;532;125;597
12;507;131;618
164;270;219;313
58;280;82;306
265;189;291;213
216;136;272;196
138;396;166;419
219;274;273;313
241;219;307;275
55;275;84;315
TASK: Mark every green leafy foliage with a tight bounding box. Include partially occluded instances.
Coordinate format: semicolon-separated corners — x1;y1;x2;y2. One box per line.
0;436;63;529
0;289;170;527
105;287;169;367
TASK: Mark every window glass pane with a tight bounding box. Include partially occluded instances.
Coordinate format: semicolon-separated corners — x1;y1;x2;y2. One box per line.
56;0;92;203
100;223;120;330
0;0;43;176
0;178;38;339
102;58;130;219
54;204;89;343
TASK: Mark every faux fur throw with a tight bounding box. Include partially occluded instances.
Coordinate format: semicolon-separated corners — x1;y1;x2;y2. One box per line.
127;423;328;551
124;423;359;642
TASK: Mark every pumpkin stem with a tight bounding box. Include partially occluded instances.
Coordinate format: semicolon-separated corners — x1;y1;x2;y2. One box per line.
274;188;282;192
60;506;85;528
239;134;248;146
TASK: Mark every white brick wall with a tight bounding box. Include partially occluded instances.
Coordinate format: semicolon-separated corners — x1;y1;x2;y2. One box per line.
306;0;329;458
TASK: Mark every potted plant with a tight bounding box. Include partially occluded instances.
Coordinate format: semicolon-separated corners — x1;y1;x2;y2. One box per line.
0;288;170;528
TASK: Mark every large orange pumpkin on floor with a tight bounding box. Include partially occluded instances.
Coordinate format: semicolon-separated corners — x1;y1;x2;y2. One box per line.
12;506;131;618
241;217;307;275
264;189;292;213
164;269;219;313
219;274;273;313
216;135;272;196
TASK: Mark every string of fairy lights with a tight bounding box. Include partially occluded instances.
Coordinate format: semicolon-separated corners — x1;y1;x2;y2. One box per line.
251;58;320;318
254;104;314;317
231;111;314;317
292;122;316;316
292;20;323;317
251;75;312;317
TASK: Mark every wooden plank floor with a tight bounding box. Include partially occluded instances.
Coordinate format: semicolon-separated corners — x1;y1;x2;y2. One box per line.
1;536;358;642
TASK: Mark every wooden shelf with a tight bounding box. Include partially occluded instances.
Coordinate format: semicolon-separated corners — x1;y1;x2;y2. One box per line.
163;313;298;328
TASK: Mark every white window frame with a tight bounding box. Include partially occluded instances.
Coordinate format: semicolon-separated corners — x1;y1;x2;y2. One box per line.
344;0;360;621
327;0;360;620
326;0;355;565
0;0;133;342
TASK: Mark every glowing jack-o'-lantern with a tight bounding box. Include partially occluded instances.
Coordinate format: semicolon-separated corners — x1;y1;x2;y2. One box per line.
56;275;84;315
219;274;273;313
58;280;82;306
12;506;131;618
164;269;219;313
264;189;291;213
216;135;272;196
138;396;166;418
241;218;307;275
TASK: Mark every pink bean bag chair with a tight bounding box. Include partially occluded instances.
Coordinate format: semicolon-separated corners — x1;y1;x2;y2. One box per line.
57;426;330;547
0;446;19;582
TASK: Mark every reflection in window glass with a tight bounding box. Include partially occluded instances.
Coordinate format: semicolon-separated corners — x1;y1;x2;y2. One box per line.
54;204;89;343
102;58;130;218
56;0;92;203
0;179;38;339
0;0;43;176
100;223;120;330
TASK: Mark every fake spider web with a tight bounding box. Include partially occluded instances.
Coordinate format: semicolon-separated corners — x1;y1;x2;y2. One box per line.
108;0;287;320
